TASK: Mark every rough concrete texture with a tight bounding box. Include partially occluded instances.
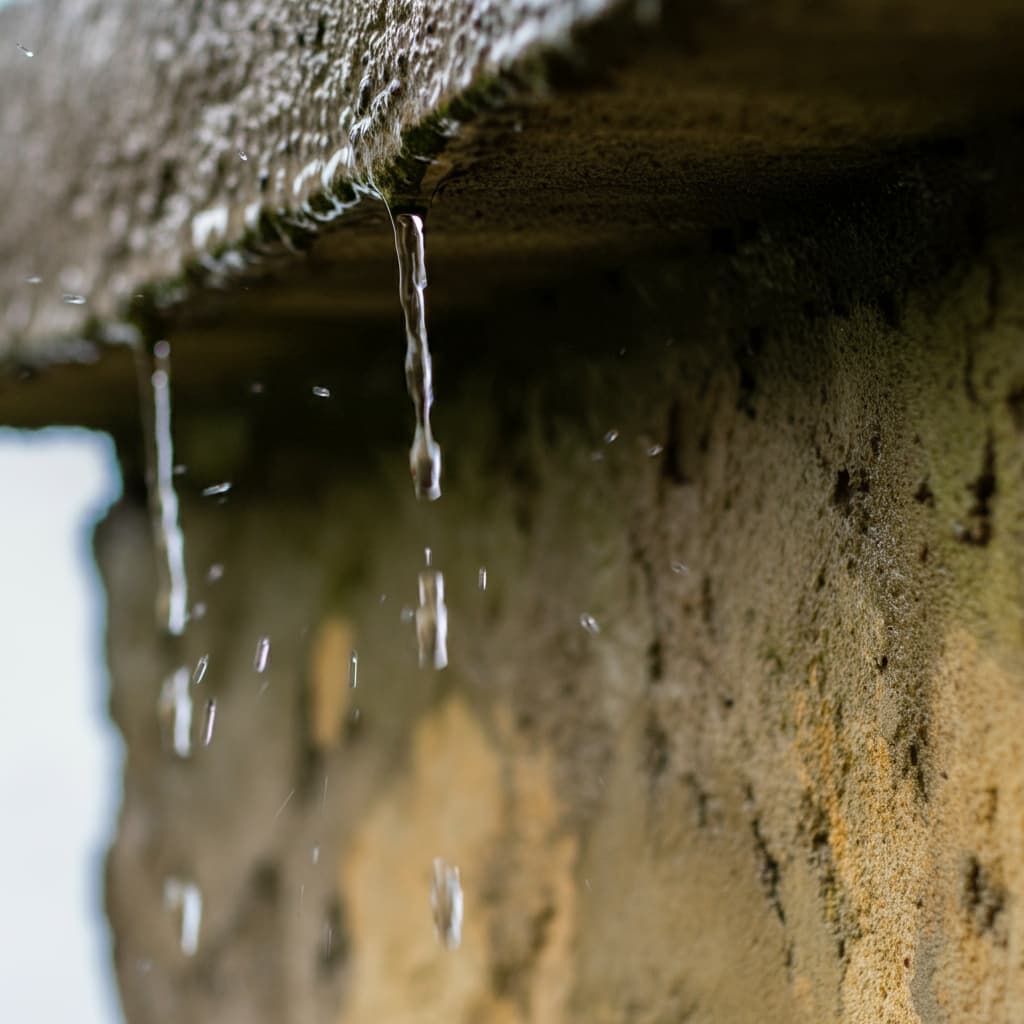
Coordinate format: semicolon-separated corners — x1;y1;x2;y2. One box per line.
3;0;1024;1022
0;0;612;351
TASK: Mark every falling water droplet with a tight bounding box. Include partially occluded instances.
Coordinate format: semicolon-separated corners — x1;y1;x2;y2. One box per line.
431;858;463;951
254;636;270;673
670;561;689;575
312;844;320;865
348;649;358;688
62;293;86;305
424;546;432;567
172;463;187;476
604;428;619;443
312;385;331;398
393;212;442;500
580;613;601;635
238;150;248;161
400;605;415;624
192;654;209;685
206;563;224;583
16;43;33;57
201;481;232;497
202;698;216;746
416;570;448;670
191;601;207;620
647;444;664;457
478;566;487;591
164;878;203;957
24;274;41;285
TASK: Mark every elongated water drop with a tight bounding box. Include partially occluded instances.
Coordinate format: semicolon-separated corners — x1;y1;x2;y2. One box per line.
431;858;463;951
254;635;270;673
416;570;448;670
62;293;86;305
137;339;188;636
202;698;216;746
424;546;432;567
393;213;441;500
24;274;41;285
192;654;208;685
202;481;232;497
348;649;358;688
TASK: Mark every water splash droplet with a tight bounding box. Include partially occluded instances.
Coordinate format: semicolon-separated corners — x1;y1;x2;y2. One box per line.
416;570;448;670
670;561;689;575
604;428;619;443
348;649;358;688
431;858;463;951
202;698;216;746
192;654;209;685
238;150;248;161
647;444;664;457
206;563;224;583
201;481;232;497
478;566;487;591
312;385;331;398
393;212;442;500
62;293;86;305
253;635;270;673
580;613;600;635
16;43;33;57
164;878;202;957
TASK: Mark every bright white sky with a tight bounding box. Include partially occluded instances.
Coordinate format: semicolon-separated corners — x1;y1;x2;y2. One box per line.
0;429;124;1024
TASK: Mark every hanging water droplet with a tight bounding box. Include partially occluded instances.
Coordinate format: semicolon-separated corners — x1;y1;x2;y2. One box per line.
192;654;209;685
647;444;664;457
206;563;224;583
24;274;41;285
431;858;463;951
312;844;320;865
393;212;442;500
16;43;34;57
604;428;619;443
416;570;448;670
348;649;358;688
254;635;270;673
478;566;487;591
202;698;216;746
670;561;689;575
312;385;331;398
201;481;232;497
238;149;248;161
580;613;601;635
62;293;86;305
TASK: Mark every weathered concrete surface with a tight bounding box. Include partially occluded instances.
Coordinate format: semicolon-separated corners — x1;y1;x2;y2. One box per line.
3;0;1024;1022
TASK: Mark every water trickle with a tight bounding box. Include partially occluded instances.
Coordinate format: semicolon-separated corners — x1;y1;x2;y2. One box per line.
580;613;601;635
348;649;358;688
478;566;488;591
254;635;270;673
201;481;232;497
158;667;192;758
201;698;216;746
393;213;442;501
62;293;86;305
138;339;188;636
431;858;463;951
16;43;34;57
312;385;331;398
164;878;203;957
416;570;448;670
192;654;209;685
